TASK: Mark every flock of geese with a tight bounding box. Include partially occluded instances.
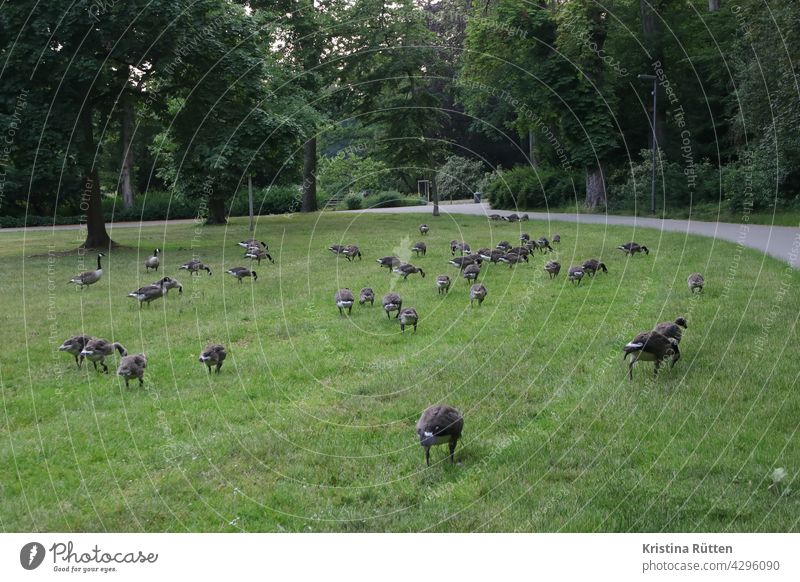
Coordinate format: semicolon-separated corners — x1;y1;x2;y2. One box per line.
60;221;706;466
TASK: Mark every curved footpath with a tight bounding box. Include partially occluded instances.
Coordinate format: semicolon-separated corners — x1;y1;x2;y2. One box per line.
344;202;800;269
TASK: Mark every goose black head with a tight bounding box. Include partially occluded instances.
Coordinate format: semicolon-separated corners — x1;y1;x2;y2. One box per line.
675;316;687;328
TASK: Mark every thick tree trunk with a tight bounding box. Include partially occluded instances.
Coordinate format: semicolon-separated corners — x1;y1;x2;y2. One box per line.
79;108;115;249
584;164;606;209
206;197;227;224
301;137;317;212
119;95;135;209
708;0;720;11
641;0;667;150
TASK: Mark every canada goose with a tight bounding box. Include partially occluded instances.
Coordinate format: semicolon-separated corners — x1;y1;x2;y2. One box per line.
582;259;608;277
488;214;502;221
525;239;540;253
343;245;362;261
179;259;212;276
238;239;268;250
544;261;561;279
567;266;584;285
688;273;704;293
152;276;183;295
504;213;519;222
69;253;104;288
394;263;425;280
59;335;93;367
552;234;561;244
382;292;403;319
419;224;429;235
359;287;375;306
536;237;553;253
449;255;480;269
377;256;401;272
617;242;649;256
416;405;464;466
399;308;419;333
145;249;160;272
520;213;530;221
334;288;355;315
226;267;257;283
412;241;427;257
127;278;168;308
199;344;227;374
244;247;274;265
479;250;504;264
499;252;522;268
508;247;530;261
436;275;451;295
117;353;146;388
476;247;492;258
328;244;346;256
470;283;487;307
623;331;680;379
496;240;512;251
655;317;687;343
80;338;127;373
450;240;470;256
520;233;530;242
463;263;480;282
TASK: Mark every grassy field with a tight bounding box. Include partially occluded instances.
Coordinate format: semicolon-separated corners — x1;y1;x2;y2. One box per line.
1;212;798;532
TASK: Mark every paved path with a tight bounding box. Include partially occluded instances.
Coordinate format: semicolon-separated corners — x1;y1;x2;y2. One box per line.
344;203;800;269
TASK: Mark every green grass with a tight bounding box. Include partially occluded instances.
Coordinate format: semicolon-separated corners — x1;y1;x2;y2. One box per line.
1;212;799;532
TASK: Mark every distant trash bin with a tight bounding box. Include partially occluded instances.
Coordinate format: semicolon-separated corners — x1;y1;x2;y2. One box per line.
473;191;482;203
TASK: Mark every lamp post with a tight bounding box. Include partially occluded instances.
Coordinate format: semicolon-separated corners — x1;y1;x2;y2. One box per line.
638;74;658;215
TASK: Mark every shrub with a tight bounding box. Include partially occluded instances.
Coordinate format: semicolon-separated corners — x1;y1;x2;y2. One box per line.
363;191;426;209
484;165;583;210
722;150;778;212
341;193;363;210
317;152;388;198
435;156;486;200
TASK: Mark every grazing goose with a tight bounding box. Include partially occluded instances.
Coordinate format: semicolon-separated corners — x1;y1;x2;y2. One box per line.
496;240;512;252
199;344;227;374
499;252;523;268
449;255;480;270
520;213;530;221
524;239;540;253
488;214;502;221
479;250;504;264
376;256;401;272
552;234;561;244
127;278;168;308
343;245;362;261
144;248;161;272
359;287;375;306
394;263;425;280
463;263;480;282
688;273;704;293
544;261;561;279
382;292;403;319
655;317;688;343
419;224;429;235
117;353;147;388
238;239;268;250
328;244;346;256
69;253;105;289
582;259;608;277
520;233;530;243
152;276;183;295
536;237;553;253
508;247;530;261
504;213;519;222
450;241;470;256
470;283;487;307
179;259;212;276
59;335;93;368
399;308;419;333
334;288;355;315
412;241;427;257
567;266;585;285
623;331;680;379
416;405;464;466
617;242;649;256
244;247;274;265
226;267;257;283
436;275;451;295
475;247;492;258
80;338;127;373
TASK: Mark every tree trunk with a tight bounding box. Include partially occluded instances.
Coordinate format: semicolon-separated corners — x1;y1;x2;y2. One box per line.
528;130;538;168
79;108;115;249
301;136;317;212
119;94;135;209
206;197;227;224
584;164;606;210
708;0;720;11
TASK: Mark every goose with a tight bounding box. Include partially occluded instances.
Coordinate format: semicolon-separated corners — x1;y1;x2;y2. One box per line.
470;283;487;307
488;214;502;221
238;239;267;250
58;335;93;368
463;263;481;282
436;275;451;295
152;276;183;295
552;234;561;244
117;353;147;388
449;255;480;270
567;266;584;285
359;287;375;306
382;292;403;319
343;245;362;261
617;242;649;256
450;240;470;256
334;288;355;315
479;250;504;264
328;244;346;256
412;241;427;257
377;256;401;272
525;239;541;253
475;247;492;258
226;267;257;283
499;252;522;268
127;279;168;308
536;237;553;253
144;248;160;272
399;308;419;333
508;246;530;261
504;213;519;222
582;259;608;277
394;263;425;280
654;317;687;343
199;344;227;374
520;233;530;242
544;261;561;279
419;224;429;235
244;247;274;265
179;259;212;276
496;240;512;251
80;338;127;373
520;213;530;221
69;253;104;289
416;405;464;466
688;273;704;293
623;331;680;379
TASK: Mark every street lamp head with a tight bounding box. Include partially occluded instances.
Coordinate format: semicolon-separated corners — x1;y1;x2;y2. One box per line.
637;74;657;81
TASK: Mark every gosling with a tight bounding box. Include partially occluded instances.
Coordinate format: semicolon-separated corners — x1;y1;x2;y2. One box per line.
59;335;93;368
117;353;147;388
399;308;419;333
80;338;127;373
470;283;487;307
436;275;451;295
617;242;649;256
416;405;464;466
582;259;608;277
688;273;704;293
412;241;427;257
567;266;584;285
359;287;375;306
382;292;403;319
179;259;212;276
226;267;257;283
334;288;355;315
199;344;227;374
544;261;561;279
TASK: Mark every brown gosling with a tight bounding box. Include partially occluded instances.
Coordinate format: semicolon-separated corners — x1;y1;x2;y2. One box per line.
499;252;522;268
359;287;375;306
552;234;561;244
382;292;403;319
59;335;93;367
416;405;464;466
436;275;451;295
399;308;419;333
412;241;427;257
376;256;401;272
470;283;487;307
226;267;257;283
419;224;429;235
81;338;127;373
343;245;362;261
199;344;227;374
463;263;481;282
394;263;425;280
544;261;561;279
179;259;212;276
688;273;704;293
623;331;680;380
117;353;147;388
334;288;355;315
582;259;608;277
567;266;585;285
617;242;649;256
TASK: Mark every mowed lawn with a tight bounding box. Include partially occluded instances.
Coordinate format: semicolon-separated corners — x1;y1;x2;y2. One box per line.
1;211;799;532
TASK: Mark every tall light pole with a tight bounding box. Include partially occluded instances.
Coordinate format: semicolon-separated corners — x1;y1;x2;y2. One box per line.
638;74;658;215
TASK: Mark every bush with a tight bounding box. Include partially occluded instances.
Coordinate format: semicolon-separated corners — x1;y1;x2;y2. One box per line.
341;193;363;210
363;190;426;209
435;156;486;200
722;150;778;212
484;165;583;210
317;152;388;198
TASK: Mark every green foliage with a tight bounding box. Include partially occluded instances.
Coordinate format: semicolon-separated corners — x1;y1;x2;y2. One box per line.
722;150;780;213
485;165;584;210
363;191;425;209
317;152;388;198
341;193;364;210
435;156;485;200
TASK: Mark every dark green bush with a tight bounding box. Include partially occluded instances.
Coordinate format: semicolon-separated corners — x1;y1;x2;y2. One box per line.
363;191;426;209
485;165;583;210
341;193;363;210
